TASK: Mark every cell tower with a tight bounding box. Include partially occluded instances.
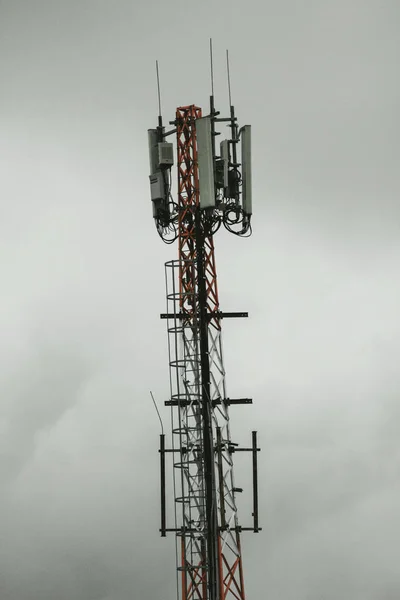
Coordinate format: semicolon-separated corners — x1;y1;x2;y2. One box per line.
148;45;260;600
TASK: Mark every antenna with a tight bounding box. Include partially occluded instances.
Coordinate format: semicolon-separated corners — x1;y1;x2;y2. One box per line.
156;60;163;127
210;38;215;98
226;49;232;108
150;390;164;435
209;38;216;159
226;49;238;194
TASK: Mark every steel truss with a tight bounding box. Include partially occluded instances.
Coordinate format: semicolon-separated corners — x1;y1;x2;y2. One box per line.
161;106;248;600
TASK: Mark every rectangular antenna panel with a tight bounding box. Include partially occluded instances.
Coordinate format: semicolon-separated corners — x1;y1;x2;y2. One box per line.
241;125;252;215
196;117;215;208
220;140;229;188
158;142;174;166
148;129;159;174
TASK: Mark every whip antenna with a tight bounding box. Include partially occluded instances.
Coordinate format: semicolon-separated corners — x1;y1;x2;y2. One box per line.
210;38;215;98
156;60;163;127
150;390;164;435
226;49;232;108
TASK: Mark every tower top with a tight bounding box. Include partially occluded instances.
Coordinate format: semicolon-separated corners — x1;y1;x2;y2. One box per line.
147;50;252;245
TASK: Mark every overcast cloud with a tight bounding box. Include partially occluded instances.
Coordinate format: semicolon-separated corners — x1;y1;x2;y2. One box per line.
0;1;399;599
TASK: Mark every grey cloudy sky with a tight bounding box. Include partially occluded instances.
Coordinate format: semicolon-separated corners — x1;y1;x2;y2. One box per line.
0;1;399;599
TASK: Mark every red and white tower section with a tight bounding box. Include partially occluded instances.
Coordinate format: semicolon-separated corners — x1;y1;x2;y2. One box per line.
148;84;260;600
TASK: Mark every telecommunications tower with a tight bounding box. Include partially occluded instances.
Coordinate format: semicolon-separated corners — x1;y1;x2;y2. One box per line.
148;46;260;600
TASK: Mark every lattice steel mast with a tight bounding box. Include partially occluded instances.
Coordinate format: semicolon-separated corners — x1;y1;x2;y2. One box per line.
148;50;260;600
